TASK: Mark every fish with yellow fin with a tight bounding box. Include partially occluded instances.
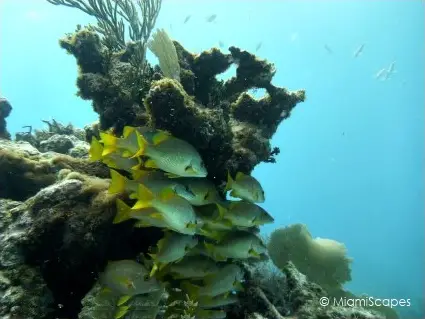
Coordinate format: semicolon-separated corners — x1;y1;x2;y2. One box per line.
99;260;162;298
174;177;223;206
225;172;265;203
148;231;198;277
203;231;267;261
221;200;274;227
109;169;195;200
89;137;142;172
132;184;200;235
181;264;244;297
164;255;220;279
133;130;208;178
99;126;145;158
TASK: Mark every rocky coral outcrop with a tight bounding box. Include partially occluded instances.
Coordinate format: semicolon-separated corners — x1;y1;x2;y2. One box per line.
0;97;12;140
59;28;305;189
15;119;90;158
0;140;164;318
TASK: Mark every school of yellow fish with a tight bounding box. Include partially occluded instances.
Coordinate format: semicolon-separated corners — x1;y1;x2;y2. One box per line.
88;126;274;319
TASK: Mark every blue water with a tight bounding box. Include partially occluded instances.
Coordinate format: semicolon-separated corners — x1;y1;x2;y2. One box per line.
1;0;424;317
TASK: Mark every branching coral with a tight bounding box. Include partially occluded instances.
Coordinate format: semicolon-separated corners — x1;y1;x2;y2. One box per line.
47;0;161;68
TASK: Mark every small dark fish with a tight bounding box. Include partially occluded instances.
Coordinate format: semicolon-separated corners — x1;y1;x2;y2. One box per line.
206;14;217;23
184;15;191;24
255;42;262;51
324;44;333;54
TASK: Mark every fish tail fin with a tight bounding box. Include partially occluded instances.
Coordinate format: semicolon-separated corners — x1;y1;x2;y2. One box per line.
100;132;118;156
215;203;227;219
114;305;130;319
117;295;131;306
224;171;233;192
109;169;127;194
149;263;159;277
136;184;154;202
89;137;104;161
130;132;148;158
113;199;132;224
181;281;200;298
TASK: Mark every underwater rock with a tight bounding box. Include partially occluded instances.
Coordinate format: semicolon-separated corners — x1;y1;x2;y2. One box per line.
282;261;385;319
39;134;75;154
59;27;305;188
0;149;164;318
15;119;89;157
0;199;54;319
0;97;12;140
38;134;90;157
0;139;108;201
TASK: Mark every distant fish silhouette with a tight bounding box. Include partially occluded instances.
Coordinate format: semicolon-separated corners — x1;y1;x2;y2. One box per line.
184;15;191;24
353;44;364;58
375;68;388;80
384;61;396;79
255;42;262;52
375;61;397;81
324;44;333;54
206;14;217;22
218;41;224;48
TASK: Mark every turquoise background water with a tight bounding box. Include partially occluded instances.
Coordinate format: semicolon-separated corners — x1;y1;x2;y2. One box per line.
1;1;424;317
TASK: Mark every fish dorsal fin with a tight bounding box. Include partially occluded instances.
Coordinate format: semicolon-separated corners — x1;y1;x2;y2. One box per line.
152;131;170;145
123;126;135;138
235;172;246;181
159;187;176;201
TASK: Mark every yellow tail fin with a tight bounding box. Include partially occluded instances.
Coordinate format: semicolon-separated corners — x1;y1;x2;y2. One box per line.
136;184;154;202
89;137;104;161
109;169;127;194
100;132;118;157
113;199;132;224
130;132;148;158
114;305;130;319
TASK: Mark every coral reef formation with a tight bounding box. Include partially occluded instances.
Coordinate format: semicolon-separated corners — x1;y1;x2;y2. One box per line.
15;119;90;157
0;1;398;319
57;23;305;188
0;97;12;139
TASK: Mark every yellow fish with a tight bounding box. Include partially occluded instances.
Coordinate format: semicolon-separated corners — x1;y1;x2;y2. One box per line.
204;231;267;261
99;260;161;296
174;178;223;206
182;264;244;297
132;184;200;235
149;232;198;276
222;200;274;227
89;138;142;172
135;131;208;178
100;127;144;157
225;172;265;203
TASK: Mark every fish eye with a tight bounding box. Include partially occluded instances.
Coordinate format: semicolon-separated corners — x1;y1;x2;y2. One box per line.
143;274;150;281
